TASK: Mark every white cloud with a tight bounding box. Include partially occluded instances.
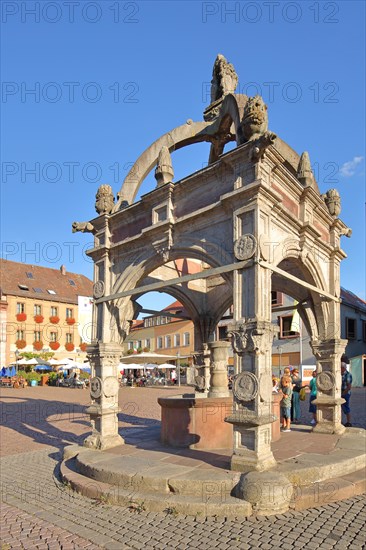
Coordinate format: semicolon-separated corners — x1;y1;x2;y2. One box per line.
340;156;364;177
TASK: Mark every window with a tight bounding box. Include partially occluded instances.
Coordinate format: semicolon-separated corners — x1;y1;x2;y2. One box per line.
271;291;283;307
128;341;134;350
183;332;190;346
34;331;41;342
18;284;29;291
279;315;299;339
26;272;34;279
157;337;163;349
66;333;73;343
160;316;167;325
346;318;356;339
68;279;76;286
165;335;171;348
66;308;73;318
174;334;180;347
50;306;58;316
50;332;58;342
145;338;151;349
34;304;42;315
16;330;24;340
137;340;142;349
47;289;56;295
218;326;227;340
16;303;25;314
33;287;43;293
363;321;366;342
155;206;167;222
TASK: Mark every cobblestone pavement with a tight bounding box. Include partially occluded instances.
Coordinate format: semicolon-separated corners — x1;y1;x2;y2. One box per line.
1;386;365;549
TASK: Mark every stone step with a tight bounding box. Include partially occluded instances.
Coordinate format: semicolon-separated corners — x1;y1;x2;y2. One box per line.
74;448;240;498
290;467;366;511
60;458;252;518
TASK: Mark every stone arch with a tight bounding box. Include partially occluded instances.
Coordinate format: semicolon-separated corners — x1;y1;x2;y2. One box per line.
113;94;248;210
271;243;329;342
111;243;233;348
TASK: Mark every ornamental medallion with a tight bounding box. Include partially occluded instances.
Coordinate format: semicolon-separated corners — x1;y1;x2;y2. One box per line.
233;372;258;402
316;371;335;392
234;234;257;261
93;280;105;299
90;376;102;399
103;376;120;397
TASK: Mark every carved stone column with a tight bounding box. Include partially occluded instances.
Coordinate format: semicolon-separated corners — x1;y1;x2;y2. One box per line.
208;341;231;398
84;342;124;450
226;320;276;472
310;339;347;434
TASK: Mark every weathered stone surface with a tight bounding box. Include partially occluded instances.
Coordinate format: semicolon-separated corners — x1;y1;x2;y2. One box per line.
238;471;293;515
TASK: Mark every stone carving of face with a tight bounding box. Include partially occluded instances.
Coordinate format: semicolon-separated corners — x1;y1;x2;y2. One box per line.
242;95;268;141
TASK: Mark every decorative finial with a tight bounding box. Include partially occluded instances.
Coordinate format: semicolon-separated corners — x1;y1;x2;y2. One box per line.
297;152;315;187
321;189;341;218
95;184;115;215
155;146;174;187
210;54;238;103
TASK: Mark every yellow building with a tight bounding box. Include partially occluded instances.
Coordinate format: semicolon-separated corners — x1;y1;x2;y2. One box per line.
124;301;194;362
0;259;93;366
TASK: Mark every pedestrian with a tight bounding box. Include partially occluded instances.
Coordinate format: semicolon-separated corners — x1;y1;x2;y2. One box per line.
171;369;177;384
291;368;304;423
309;370;317;425
341;362;353;427
279;375;293;432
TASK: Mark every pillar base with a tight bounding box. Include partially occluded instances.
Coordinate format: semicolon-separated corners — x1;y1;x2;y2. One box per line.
231;452;276;473
312;396;345;434
83;433;124;450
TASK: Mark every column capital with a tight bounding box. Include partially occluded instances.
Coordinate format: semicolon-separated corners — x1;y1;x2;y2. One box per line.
310;339;347;360
227;319;273;355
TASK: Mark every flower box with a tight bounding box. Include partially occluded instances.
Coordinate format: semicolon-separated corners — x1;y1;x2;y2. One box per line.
16;313;27;322
49;341;60;350
65;342;75;352
79;343;87;352
34;315;44;324
66;318;76;325
49;316;60;324
16;339;27;349
33;341;43;351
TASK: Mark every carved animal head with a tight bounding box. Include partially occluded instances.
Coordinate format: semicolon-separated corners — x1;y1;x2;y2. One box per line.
242;96;268;141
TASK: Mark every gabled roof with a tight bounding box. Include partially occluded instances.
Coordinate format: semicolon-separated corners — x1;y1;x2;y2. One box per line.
0;259;93;305
341;287;366;313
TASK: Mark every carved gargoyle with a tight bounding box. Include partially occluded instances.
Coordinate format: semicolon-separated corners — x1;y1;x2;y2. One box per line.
72;221;96;234
250;131;277;161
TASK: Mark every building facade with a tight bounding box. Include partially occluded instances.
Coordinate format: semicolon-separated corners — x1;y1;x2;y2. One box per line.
0;259;93;365
124;301;194;362
126;290;366;378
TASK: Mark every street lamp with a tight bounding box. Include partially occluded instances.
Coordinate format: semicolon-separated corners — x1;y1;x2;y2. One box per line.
15;349;19;374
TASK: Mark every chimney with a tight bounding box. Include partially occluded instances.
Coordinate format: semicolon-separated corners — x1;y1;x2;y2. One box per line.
60;265;66;275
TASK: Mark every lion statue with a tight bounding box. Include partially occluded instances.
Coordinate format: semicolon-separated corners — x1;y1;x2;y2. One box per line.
241;95;269;142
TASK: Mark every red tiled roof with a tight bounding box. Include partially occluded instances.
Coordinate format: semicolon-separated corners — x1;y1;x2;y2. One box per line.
0;259;93;305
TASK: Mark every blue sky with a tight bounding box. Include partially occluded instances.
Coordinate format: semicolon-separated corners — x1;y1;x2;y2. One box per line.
1;0;365;312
